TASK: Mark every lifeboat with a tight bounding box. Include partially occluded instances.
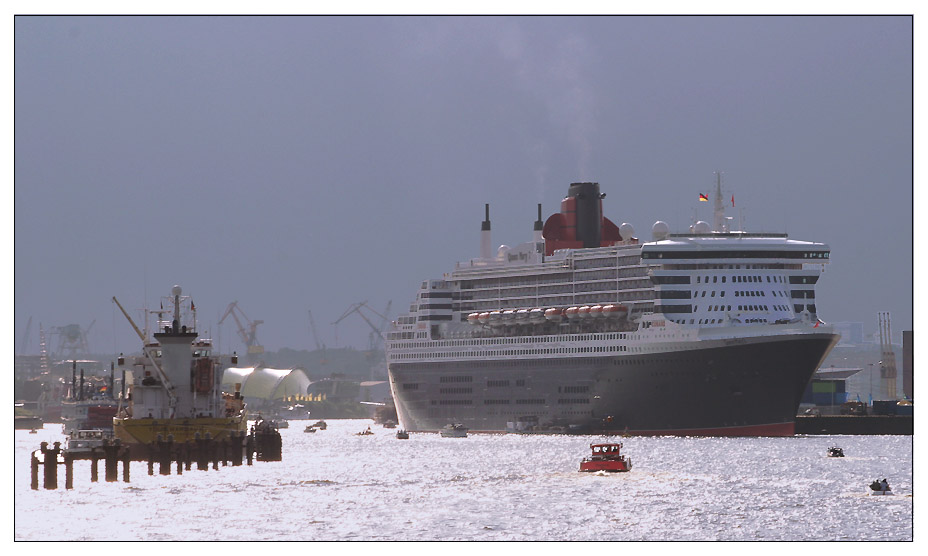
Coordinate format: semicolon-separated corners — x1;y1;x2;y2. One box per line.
467;313;481;325
545;308;564;322
488;311;502;325
578;306;591;318
516;309;530;321
502;310;516;321
589;305;604;318
602;304;628;318
478;312;491;324
565;307;580;319
579;443;632;473
529;308;545;323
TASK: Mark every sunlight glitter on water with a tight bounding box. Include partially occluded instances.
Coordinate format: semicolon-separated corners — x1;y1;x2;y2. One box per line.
14;420;912;541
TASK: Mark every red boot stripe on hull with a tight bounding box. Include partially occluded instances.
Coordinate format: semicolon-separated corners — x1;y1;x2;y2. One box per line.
625;421;795;437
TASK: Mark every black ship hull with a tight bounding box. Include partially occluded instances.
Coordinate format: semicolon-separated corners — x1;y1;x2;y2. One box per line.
388;332;839;436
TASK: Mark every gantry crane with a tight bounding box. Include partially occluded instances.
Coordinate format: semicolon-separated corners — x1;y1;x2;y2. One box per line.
333;301;392;351
218;301;264;355
332;300;392;379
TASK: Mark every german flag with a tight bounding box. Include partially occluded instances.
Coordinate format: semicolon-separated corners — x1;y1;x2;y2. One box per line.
699;193;709;202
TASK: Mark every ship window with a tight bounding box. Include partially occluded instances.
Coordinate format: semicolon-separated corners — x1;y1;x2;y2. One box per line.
696;276;701;283
713;276;718;283
711;291;716;297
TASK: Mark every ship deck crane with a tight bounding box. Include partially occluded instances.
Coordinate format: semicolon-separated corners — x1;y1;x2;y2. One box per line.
218;301;264;355
112;296;178;410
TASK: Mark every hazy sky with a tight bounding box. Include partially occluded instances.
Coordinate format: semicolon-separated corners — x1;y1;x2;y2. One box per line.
12;15;913;357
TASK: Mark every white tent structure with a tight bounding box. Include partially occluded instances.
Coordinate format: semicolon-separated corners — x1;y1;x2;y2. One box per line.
221;366;310;402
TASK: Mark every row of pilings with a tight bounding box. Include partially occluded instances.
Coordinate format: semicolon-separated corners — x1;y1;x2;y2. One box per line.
31;425;282;490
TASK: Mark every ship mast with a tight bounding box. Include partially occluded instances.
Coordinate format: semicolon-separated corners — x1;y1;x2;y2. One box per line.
713;171;724;232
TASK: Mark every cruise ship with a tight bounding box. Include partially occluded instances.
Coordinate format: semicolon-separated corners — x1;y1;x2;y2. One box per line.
385;180;840;436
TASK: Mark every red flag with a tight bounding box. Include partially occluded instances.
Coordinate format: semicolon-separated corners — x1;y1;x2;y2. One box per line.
699;193;708;202
191;300;196;311
731;195;735;207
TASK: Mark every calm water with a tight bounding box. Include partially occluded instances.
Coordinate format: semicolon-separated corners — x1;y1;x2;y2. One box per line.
14;419;912;541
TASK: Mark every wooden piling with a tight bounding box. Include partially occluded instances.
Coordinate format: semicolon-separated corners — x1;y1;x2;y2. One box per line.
122;449;131;483
104;442;120;482
91;449;100;482
183;441;192;470
43;442;60;489
157;438;171;475
196;434;207;470
65;452;74;490
31;450;39;490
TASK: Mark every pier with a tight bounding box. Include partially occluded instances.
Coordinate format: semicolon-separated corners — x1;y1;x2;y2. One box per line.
30;424;282;490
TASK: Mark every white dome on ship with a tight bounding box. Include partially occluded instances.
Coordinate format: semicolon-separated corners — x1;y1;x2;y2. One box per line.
693;220;711;234
619;223;635;239
651;221;670;240
497;244;510;259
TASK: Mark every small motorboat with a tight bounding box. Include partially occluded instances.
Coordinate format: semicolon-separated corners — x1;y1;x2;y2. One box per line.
312;420;327;430
827;446;845;457
303;425;316;433
439;423;468;438
356;426;374;436
868;479;893;495
396;429;409;439
580;442;632;472
65;429;111;454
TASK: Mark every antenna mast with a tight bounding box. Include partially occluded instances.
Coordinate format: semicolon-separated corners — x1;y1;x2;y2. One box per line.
713;171;725;232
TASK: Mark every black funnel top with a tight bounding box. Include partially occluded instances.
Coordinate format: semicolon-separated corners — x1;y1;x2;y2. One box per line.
567;182;602;248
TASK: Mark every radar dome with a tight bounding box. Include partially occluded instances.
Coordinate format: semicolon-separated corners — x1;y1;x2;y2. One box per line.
651;221;670;240
172;285;182;296
619;223;635;239
497;244;511;259
693;221;711;234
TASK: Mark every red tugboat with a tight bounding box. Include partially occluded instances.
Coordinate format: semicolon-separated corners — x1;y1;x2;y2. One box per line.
579;443;632;472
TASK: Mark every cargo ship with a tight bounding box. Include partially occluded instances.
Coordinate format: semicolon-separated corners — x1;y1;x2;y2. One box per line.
112;286;247;448
385;178;839;436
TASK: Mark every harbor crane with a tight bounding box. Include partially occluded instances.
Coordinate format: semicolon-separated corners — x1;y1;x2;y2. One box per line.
332;301;392;351
307;309;323;351
333;300;392;380
308;309;327;368
20;316;32;355
50;320;95;360
218;301;264;355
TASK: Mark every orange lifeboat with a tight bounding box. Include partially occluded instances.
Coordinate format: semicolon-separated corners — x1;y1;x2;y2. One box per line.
602;304;628;318
545;308;564;322
529;308;545;323
578;306;591;318
467;313;481;324
516;309;530;321
565;307;580;319
589;305;604;318
478;312;491;324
